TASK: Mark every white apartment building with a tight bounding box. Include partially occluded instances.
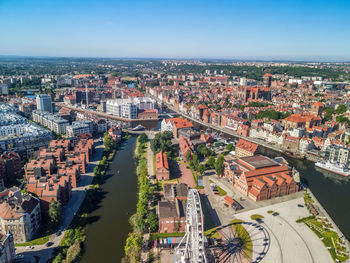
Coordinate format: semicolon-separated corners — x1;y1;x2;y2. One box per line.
32;110;69;134
106;99;138;119
161;119;173;132
66;120;94;137
133;97;155;110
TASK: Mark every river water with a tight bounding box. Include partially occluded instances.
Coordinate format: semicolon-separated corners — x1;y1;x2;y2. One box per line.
80;137;138;263
80;125;350;263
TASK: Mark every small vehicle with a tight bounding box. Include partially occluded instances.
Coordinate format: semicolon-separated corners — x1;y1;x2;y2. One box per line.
15;254;24;259
25;246;34;250
297;204;304;207
56;231;61;236
46;242;53;247
214;191;219;195
272;212;279;216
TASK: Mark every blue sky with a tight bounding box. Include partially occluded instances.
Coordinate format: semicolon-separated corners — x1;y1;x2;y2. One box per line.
0;0;349;60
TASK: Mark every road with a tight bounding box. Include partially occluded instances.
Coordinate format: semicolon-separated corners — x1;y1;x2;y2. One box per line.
15;141;105;263
54;102;159;123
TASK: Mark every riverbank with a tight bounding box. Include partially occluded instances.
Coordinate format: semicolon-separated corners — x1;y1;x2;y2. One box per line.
305;189;350;262
123;134;156;262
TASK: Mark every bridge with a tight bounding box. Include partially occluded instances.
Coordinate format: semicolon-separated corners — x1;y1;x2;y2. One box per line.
175;189;207;263
54;103;159;123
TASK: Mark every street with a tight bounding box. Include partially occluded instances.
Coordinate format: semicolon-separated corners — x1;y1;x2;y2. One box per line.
15;141;105;263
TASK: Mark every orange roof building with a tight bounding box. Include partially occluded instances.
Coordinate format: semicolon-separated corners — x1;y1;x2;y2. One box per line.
155;151;170;181
222;155;298;202
235;139;261;158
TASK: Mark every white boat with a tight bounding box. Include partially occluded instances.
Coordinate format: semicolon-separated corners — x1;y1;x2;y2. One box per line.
132;125;145;131
315;161;350;177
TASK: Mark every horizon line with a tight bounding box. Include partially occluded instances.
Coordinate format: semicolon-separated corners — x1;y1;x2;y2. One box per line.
0;54;350;63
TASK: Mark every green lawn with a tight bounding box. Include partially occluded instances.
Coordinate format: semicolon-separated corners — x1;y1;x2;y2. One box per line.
304;192;314;204
15;234;51;247
231;219;252;260
216;185;227;196
204;227;221;239
298;217;349;262
250;214;264;220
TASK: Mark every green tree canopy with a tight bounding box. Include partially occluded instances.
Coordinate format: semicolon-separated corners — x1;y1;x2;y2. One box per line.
138;133;148;144
124;232;143;263
198;164;206;176
147;210;158;232
215;154;225;176
206;156;216;169
226;143;235;152
336;104;347;115
49;200;63;224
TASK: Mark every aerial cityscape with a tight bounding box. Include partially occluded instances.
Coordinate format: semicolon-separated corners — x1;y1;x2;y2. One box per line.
1;1;350;263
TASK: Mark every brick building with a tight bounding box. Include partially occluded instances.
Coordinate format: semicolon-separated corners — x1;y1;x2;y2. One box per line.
222;155;298;201
0;152;23;183
235;139;261;158
24;138;94;212
157;200;186;233
155;151;170;180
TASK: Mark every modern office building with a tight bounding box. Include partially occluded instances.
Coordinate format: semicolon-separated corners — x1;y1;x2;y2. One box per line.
36;94;53;113
0;84;8;95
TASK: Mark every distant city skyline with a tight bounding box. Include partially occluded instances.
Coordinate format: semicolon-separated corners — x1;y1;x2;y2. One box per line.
0;0;349;60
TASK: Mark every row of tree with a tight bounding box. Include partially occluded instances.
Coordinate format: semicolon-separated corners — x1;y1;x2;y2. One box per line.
124;135;158;263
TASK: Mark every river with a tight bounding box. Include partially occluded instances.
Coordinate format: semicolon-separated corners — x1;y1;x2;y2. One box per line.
80;125;350;262
80;137;138;263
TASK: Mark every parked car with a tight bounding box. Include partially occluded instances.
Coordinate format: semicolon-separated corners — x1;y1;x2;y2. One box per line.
46;242;53;247
25;246;34;250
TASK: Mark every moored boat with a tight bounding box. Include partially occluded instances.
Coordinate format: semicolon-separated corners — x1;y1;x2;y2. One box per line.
315;161;350;177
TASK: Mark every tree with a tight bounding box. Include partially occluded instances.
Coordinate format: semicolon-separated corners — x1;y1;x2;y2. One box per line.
104;133;116;152
206;156;216;169
336;104;347;115
124;232;143;263
215;154;224;176
185;151;192;162
138;133;148;144
196;144;211;157
192;152;200;171
147;211;158;232
226;143;235;152
49;200;63;224
198;164;206;176
323;107;335;120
